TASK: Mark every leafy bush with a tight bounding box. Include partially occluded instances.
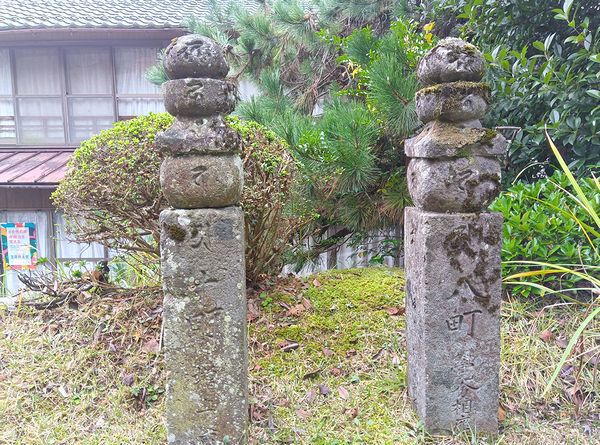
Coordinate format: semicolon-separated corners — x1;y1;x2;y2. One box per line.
53;113;300;282
52;113;174;256
423;0;599;50
492;170;599;296
421;0;600;180
485;2;599;179
227;116;307;283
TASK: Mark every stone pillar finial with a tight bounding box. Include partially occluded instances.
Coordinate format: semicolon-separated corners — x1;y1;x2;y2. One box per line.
404;38;506;435
158;34;248;445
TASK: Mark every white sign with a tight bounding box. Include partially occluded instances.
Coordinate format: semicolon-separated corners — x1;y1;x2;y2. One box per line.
5;227;33;267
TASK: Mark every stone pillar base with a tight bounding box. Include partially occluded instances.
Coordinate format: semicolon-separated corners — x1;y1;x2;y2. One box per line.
405;207;502;434
160;207;247;445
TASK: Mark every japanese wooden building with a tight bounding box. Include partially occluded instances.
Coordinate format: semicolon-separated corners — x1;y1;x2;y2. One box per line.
0;0;258;294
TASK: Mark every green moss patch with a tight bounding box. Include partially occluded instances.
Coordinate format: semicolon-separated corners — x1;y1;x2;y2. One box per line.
249;267;417;444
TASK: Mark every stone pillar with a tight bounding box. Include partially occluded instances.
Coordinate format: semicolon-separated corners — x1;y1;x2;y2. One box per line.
404;38;507;434
157;35;248;445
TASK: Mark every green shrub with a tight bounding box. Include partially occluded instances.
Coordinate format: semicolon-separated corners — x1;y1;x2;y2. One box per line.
52;113;174;256
226;116;307;283
53;113;301;283
491;171;600;296
422;0;600;180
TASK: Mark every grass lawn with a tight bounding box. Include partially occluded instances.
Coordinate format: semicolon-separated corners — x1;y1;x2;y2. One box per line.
0;268;597;444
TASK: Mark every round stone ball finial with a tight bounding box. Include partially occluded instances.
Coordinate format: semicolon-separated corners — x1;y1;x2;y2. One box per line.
164;35;229;80
417;37;485;86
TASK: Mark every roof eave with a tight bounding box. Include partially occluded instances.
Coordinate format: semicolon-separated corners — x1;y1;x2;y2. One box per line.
0;27;186;43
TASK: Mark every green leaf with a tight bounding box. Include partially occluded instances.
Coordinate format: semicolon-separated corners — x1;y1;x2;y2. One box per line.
543;307;600;396
544;33;556;52
532;41;545;51
562;0;574;17
586;89;600;100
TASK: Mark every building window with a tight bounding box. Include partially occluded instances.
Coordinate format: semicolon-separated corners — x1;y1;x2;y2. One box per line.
0;49;16;144
0;45;165;147
114;47;165;119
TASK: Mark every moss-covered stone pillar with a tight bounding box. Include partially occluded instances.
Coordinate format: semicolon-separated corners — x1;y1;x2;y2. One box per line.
157;35;248;444
404;38;507;434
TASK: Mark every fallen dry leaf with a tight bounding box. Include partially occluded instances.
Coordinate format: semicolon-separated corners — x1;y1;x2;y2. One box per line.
319;384;330;396
287;303;307;317
323;348;334;357
122;373;134;387
347;407;359;420
498;405;506;422
296;409;311;420
539;329;554;343
338;386;350;400
302;298;312;310
251;404;267;421
566;385;586;407
312;279;322;287
247;299;260;322
46;324;59;335
141;338;159;354
555;337;568;349
331;367;343;377
385;306;405;316
304;389;317;404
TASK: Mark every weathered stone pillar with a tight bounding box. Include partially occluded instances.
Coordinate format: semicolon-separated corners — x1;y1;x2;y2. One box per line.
157;35;248;445
404;38;507;434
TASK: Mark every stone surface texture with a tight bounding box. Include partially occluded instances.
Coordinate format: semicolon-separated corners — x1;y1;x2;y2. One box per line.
415;82;490;123
164;35;229;80
405;38;505;435
407;156;501;213
161;208;247;445
156;116;241;156
158;35;248;445
405;121;506;158
417;38;486;86
160;155;243;209
405;209;501;434
163;78;236;117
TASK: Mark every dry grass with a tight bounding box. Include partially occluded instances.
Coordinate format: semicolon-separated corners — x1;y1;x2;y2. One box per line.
0;289;165;445
0;268;597;444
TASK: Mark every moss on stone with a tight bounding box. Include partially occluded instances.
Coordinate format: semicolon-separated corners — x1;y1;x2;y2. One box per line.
420;122;496;152
481;128;498;145
164;223;186;242
417;81;491;102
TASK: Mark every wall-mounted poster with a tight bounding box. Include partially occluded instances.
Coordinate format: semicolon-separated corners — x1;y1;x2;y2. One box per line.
1;222;38;270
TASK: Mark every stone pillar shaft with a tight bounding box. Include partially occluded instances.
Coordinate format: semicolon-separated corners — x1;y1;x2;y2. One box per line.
158;35;248;445
405;38;506;435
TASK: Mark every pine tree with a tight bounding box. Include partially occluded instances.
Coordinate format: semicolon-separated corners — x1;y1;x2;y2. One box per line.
161;0;435;267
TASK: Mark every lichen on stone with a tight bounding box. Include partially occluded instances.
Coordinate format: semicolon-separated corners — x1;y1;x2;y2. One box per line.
165;223;187;242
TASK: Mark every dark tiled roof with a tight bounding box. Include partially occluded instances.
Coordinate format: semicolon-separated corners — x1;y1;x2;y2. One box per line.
0;149;73;185
0;0;260;31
